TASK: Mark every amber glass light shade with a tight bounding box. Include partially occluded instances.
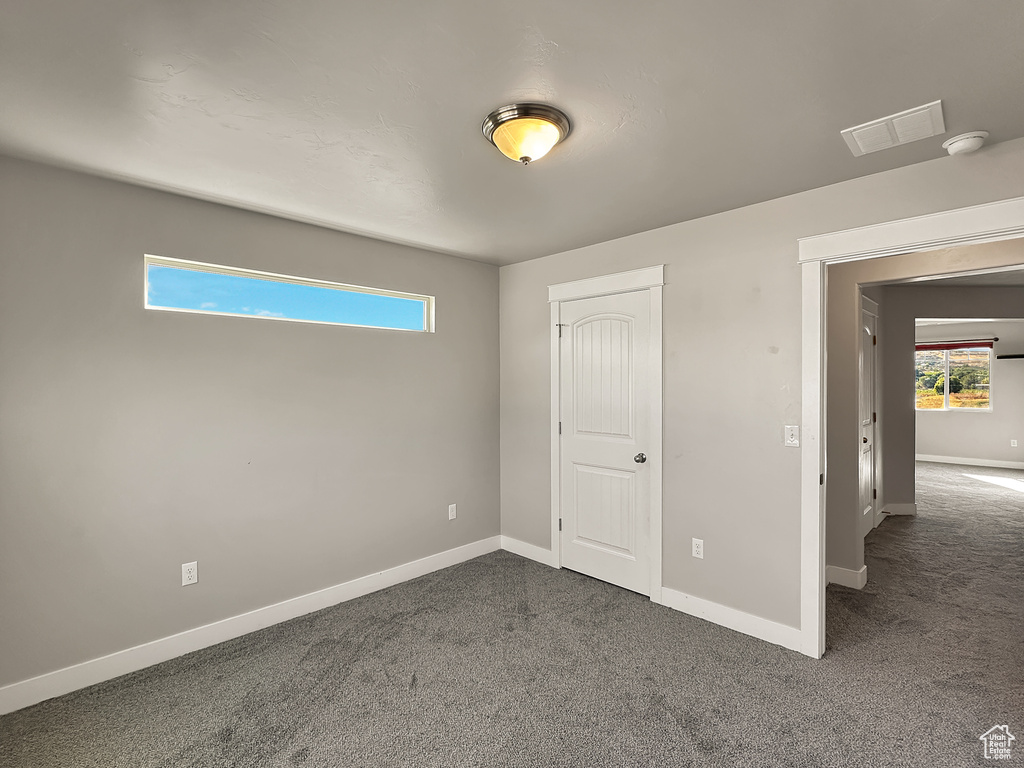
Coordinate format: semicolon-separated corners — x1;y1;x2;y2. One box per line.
482;104;571;165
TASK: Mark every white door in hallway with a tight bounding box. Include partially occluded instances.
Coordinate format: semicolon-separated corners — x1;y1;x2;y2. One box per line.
859;297;878;535
559;290;651;595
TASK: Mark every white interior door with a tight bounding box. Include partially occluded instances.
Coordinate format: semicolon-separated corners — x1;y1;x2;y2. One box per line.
559;290;651;595
858;298;878;536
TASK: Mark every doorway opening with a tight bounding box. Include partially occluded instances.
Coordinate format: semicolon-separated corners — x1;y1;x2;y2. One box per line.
798;195;1024;658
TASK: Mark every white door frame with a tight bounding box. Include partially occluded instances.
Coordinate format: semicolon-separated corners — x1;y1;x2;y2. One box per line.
797;195;1024;658
549;265;665;603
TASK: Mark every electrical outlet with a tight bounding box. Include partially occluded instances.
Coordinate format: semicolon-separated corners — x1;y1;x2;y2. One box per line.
692;538;704;559
1012;440;1019;448
448;503;457;521
181;561;198;586
784;425;800;447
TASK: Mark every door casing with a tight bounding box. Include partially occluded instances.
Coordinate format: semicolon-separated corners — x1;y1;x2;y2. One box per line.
549;266;664;603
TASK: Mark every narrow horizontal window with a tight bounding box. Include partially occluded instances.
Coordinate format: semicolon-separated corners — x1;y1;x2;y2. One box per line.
145;255;433;332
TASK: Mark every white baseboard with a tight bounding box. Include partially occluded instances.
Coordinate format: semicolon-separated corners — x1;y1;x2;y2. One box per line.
0;536;502;716
658;588;804;655
882;502;917;516
916;454;1024;470
499;535;559;568
826;564;868;590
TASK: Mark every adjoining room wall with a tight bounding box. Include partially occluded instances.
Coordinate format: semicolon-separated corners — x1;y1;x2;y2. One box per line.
915;319;1024;465
877;286;917;513
0;157;500;690
877;285;1024;469
500;137;1024;629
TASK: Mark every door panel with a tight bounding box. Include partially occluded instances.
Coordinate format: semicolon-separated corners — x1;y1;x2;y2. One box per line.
573;464;635;554
859;302;877;536
575;316;634;438
560;291;651;595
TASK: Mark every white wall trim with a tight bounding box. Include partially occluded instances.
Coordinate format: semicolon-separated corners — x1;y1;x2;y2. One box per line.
648;285;664;605
916;454;1024;470
659;588;804;654
548;265;664;303
826;565;868;590
0;537;501;716
882;502;918;516
799;260;826;659
798;196;1024;663
549;302;563;568
797;196;1024;264
499;536;559;568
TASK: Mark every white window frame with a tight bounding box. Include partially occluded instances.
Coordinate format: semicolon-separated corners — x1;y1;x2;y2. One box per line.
144;254;435;333
914;347;993;412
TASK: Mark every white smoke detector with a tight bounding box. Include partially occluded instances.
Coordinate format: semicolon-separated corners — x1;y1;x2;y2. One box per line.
942;131;989;155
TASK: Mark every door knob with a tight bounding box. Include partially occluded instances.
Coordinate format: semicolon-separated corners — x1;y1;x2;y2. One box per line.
863;437;868;443
634;453;647;463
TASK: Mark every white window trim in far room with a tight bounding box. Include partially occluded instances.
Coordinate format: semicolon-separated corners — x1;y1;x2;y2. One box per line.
144;254;435;332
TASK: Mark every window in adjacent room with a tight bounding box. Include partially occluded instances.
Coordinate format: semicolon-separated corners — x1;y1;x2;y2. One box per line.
914;342;992;410
145;255;434;332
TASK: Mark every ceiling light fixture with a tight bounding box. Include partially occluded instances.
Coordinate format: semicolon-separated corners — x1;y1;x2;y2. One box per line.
482;103;571;165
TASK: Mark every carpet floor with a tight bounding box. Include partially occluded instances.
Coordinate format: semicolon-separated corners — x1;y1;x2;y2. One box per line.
1;461;1021;767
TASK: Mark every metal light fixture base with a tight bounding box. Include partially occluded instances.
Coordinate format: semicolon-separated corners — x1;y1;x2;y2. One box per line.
482;103;572;165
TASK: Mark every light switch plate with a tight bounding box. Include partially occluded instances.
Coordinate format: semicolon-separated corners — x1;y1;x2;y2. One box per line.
784;425;800;447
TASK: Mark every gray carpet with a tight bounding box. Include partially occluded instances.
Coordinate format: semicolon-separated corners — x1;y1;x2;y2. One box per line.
2;461;1022;767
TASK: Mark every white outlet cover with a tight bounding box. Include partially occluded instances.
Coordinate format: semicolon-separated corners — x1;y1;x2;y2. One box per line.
448;503;457;520
181;561;198;586
784;425;800;447
692;538;704;559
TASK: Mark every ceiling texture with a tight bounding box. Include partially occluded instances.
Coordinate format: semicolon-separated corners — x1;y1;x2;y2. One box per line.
3;0;1024;265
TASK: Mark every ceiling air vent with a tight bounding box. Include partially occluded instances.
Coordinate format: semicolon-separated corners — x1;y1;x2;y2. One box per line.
841;100;945;157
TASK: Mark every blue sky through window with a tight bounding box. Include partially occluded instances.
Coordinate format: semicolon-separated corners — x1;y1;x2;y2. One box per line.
146;263;428;331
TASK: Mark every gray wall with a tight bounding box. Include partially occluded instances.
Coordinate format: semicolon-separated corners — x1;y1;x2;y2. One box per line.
0;157;500;688
916;318;1024;463
500;137;1024;629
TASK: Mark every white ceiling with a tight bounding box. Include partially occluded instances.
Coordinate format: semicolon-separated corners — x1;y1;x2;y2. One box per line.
3;0;1024;265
